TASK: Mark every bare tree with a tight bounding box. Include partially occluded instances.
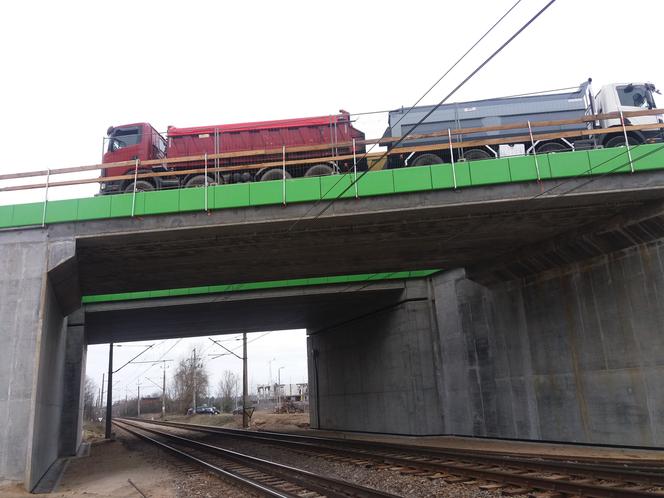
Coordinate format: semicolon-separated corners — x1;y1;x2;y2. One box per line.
83;376;97;421
171;350;209;414
217;370;239;413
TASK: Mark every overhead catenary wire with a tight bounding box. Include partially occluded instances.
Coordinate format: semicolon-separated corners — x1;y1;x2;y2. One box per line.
287;0;527;229
287;0;558;232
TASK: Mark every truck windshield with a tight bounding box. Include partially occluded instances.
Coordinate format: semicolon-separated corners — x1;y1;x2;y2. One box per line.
617;84;654;109
108;127;142;152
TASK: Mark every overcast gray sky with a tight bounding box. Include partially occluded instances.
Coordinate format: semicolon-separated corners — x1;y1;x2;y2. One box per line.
1;0;663;400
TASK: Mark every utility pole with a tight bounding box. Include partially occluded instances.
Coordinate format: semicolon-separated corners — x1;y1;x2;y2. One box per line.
278;366;285;409
100;373;105;421
125;386;128;416
105;343;114;439
192;348;197;414
161;359;166;419
243;333;248;428
137;380;141;417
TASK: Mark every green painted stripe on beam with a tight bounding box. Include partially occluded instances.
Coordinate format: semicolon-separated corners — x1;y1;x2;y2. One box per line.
2;145;663;230
81;270;440;304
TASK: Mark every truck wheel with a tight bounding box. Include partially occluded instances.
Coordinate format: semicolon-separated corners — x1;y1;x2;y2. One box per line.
462;149;491;161
537;142;568;153
185;175;217;187
261;169;292;182
605;135;640;148
124;180;154;193
411;153;443;166
304;164;334;177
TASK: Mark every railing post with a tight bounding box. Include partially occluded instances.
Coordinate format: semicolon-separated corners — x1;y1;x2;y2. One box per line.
448;129;457;189
620;111;635;173
131;159;139;217
204;152;209;212
41;168;50;227
352;138;358;199
282;145;286;206
528;120;541;181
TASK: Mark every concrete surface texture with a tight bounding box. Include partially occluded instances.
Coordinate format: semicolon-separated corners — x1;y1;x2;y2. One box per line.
308;280;443;434
0;230;84;491
434;242;664;446
309;241;664;445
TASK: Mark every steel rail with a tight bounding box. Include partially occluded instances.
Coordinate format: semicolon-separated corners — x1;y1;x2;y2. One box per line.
121;418;664;498
113;420;292;497
123;417;664;473
114;419;398;498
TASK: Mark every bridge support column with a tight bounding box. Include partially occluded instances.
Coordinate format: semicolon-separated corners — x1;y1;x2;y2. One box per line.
431;242;664;446
0;231;81;490
307;280;444;434
309;241;664;446
58;310;86;457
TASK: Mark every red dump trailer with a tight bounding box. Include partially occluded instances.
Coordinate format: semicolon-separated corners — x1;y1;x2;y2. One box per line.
100;111;365;194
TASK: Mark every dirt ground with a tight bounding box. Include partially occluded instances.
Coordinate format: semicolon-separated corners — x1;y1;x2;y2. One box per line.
0;422;250;498
164;411;310;431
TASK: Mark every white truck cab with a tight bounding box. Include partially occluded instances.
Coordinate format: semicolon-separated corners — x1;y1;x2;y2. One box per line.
595;82;662;130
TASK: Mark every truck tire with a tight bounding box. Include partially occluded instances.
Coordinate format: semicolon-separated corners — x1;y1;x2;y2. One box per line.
124;180;154;193
411;153;443;167
605;135;640;148
304;164;334;177
537;142;568;153
260;169;292;182
463;148;491;161
185;175;216;187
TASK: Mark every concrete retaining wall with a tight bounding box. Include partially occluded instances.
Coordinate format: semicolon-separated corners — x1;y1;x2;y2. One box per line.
0;231;83;490
309;240;664;445
435;241;664;446
308;281;444;434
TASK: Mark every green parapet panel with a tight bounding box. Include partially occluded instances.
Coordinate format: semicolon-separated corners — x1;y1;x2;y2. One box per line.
213;183;250;209
250;180;283;206
179;186;210;212
587;147;631;175
453;161;472;187
45;199;79;224
548;150;591;178
111;193;138;218
393;165;433;193
320;174;355;200
628;143;664;171
430;163;455;190
469;157;511;186
78;196;112;221
142;189;180;215
12;202;43;227
508;155;552;182
285;176;322;203
0;205;13;228
147;289;171;298
358;169;395;196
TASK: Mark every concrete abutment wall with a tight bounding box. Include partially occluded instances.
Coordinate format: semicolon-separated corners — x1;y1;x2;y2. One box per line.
310;240;664;445
0;231;86;491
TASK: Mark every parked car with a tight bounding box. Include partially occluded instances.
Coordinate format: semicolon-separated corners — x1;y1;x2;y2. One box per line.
189;405;219;415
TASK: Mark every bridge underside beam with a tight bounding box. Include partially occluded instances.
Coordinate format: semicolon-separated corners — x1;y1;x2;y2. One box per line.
59;170;664;297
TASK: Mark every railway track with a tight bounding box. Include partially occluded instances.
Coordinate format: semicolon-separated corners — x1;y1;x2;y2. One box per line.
119;417;664;498
113;419;398;498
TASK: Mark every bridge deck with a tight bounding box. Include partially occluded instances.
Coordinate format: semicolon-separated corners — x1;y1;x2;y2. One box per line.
1;145;662;229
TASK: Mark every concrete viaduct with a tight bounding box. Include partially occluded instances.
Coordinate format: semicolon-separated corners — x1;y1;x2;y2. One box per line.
2;149;664;490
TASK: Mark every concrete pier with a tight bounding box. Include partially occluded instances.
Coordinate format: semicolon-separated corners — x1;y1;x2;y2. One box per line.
309;240;664;446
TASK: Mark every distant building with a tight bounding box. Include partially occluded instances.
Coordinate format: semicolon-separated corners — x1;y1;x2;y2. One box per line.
257;382;308;403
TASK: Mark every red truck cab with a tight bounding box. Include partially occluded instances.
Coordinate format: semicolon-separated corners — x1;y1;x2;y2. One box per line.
101;123;166;194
